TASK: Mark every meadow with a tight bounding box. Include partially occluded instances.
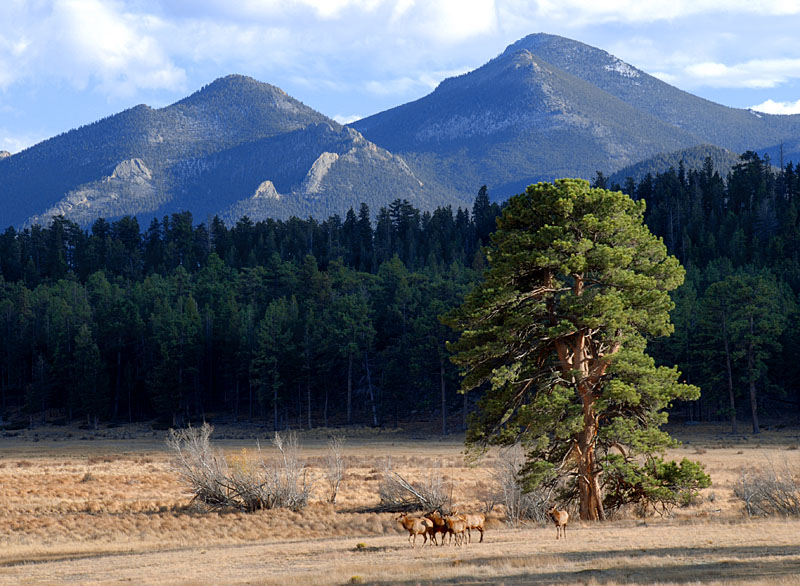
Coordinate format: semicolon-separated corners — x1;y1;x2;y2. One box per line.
1;423;799;585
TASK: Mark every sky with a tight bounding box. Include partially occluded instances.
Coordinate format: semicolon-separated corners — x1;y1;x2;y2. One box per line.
3;0;800;154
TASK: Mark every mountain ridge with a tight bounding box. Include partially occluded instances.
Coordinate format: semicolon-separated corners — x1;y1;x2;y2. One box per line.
1;74;452;228
4;35;800;228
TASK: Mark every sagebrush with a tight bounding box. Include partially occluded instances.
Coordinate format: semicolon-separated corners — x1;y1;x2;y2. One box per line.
167;423;312;512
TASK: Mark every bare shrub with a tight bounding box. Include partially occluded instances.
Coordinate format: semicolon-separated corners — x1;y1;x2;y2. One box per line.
376;459;453;513
325;435;345;504
166;424;312;512
493;444;551;527
735;460;800;517
167;423;231;509
262;431;313;511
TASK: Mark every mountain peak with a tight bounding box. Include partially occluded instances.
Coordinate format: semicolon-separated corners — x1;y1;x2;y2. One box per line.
175;74;290;108
502;32;644;80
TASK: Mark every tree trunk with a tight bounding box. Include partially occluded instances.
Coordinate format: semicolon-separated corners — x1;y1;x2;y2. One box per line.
249;376;254;422
113;348;121;420
364;352;378;427
721;310;737;434
234;379;240;423
440;355;447;436
463;391;467;431
577;401;605;521
567;274;606;521
306;380;312;430
347;350;353;425
323;386;328;428
273;378;279;432
748;316;760;434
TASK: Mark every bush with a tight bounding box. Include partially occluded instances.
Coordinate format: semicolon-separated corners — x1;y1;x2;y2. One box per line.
376;459;453;513
325;435;345;505
603;455;711;517
735;460;800;517
492;444;551;526
167;423;312;512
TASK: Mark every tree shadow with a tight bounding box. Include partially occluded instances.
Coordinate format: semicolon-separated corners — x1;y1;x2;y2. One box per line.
375;544;800;585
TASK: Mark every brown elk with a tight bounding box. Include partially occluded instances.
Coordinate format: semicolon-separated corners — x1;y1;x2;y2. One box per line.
547;507;568;540
444;514;468;546
396;512;434;548
424;510;448;546
459;512;486;543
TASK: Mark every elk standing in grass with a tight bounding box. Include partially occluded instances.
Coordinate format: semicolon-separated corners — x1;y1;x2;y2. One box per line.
548;507;568;539
444;514;468;546
459;512;485;543
424;510;448;546
396;513;434;548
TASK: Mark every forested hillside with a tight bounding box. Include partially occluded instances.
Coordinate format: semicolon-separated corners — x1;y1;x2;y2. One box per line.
1;152;800;431
0;193;500;430
607;152;800;431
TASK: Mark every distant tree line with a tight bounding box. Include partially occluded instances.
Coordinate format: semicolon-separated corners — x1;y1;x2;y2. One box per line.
0;189;500;429
602;152;800;431
2;151;800;431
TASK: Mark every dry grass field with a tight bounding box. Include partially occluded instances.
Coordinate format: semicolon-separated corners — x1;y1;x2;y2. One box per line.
1;422;800;585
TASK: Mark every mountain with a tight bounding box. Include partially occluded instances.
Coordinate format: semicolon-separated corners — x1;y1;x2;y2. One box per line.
352;33;800;199
1;75;452;228
6;34;800;228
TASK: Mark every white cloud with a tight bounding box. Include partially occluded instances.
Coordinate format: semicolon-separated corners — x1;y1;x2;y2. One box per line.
363;67;470;96
650;71;679;84
365;77;428;96
0;130;46;154
501;0;800;26
333;113;363;124
750;99;800;115
684;58;800;89
0;0;185;96
413;0;498;43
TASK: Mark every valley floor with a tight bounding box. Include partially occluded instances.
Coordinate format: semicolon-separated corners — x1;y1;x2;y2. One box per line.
1;423;799;585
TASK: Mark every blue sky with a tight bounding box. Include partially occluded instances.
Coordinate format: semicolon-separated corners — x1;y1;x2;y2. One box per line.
3;0;800;153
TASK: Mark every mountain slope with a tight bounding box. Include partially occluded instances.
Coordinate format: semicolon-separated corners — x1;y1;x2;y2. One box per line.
353;47;705;196
503;34;800;153
1;75;448;227
353;33;800;199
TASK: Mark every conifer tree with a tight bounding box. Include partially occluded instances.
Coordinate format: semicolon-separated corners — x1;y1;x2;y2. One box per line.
447;179;702;520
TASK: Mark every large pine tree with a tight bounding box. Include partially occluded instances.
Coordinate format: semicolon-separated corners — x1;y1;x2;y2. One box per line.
447;179;701;520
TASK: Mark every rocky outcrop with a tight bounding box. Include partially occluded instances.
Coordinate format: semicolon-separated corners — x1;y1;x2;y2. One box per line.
109;158;152;182
252;180;281;200
300;152;339;194
25;158;161;227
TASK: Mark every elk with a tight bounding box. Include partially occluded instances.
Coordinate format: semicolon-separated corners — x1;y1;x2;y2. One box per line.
460;512;485;543
444;514;468;546
547;507;568;540
424;510;448;546
396;512;434;548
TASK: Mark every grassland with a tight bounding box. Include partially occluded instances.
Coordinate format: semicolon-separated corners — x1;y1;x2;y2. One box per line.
1;422;799;585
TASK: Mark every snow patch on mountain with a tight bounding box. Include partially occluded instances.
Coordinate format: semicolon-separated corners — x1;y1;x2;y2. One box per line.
604;59;640;78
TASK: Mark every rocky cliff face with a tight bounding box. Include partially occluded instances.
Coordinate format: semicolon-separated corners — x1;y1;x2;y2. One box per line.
26;159;160;228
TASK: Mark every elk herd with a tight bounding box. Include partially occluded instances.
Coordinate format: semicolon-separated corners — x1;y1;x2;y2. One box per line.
396;506;569;548
395;511;484;548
